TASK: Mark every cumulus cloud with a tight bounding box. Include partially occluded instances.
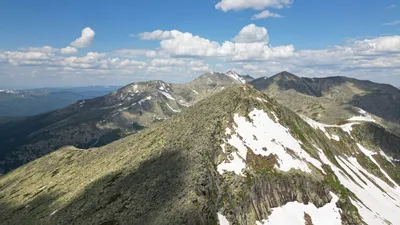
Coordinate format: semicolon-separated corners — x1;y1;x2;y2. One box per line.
20;46;58;53
60;46;78;55
1;51;54;66
251;10;282;20
138;30;180;40
215;0;293;12
70;27;96;48
233;24;269;43
353;36;400;53
138;25;292;61
3;23;400;87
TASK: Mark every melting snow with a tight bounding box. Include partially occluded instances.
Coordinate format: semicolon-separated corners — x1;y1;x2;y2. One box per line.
138;96;152;105
348;108;376;123
357;144;398;187
301;116;358;138
256;97;268;103
225;71;246;84
79;100;85;108
379;149;399;165
217;213;230;225
49;210;58;216
38;185;47;191
158;91;175;100
208;78;213;83
315;146;400;225
192;90;199;95
218;144;246;176
256;192;341;225
166;103;181;113
218;109;324;176
178;100;192;107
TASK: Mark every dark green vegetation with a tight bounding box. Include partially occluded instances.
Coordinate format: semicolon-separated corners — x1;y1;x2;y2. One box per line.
0;72;249;174
1;85;399;224
0;86;120;117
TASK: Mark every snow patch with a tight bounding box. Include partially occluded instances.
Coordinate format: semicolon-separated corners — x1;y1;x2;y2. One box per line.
348;108;376;123
192;90;199;95
217;213;230;225
256;97;268;103
178;100;192;107
166;103;181;113
158;91;175;100
138;96;152;105
301;116;340;141
225;70;246;84
301;116;358;138
379;149;399;165
218;109;325;176
256;192;341;225
218;144;246;176
39;185;47;191
49;210;58;216
315;146;400;225
357;144;398;187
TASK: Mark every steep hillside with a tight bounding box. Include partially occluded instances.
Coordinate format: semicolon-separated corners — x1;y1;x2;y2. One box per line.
0;85;399;224
0;71;252;174
250;71;400;134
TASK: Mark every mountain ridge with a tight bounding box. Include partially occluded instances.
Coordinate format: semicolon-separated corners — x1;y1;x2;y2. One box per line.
0;70;251;174
1;84;399;224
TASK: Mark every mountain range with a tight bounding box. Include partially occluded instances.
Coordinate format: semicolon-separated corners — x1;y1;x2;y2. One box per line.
0;71;252;174
0;86;120;117
1;83;399;224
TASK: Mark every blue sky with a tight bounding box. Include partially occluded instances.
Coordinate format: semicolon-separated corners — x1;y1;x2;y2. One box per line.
0;0;399;88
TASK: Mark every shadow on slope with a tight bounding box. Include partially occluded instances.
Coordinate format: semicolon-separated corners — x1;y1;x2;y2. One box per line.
0;149;192;225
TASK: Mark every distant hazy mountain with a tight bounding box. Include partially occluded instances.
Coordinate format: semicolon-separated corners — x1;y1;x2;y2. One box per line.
0;86;120;117
1;85;399;224
0;71;252;174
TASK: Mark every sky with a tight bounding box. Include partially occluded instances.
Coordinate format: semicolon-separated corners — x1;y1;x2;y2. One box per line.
0;0;400;88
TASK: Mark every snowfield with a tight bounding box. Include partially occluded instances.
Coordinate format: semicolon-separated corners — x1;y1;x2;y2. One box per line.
218;109;324;176
315;146;400;225
256;192;341;225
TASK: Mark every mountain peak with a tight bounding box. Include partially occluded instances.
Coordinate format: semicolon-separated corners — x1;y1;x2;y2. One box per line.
272;71;300;80
223;70;248;84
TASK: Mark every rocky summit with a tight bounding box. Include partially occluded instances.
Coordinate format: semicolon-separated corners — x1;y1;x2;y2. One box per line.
1;84;399;225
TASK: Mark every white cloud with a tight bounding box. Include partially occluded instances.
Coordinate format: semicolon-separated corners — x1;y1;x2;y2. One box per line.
59;46;78;55
383;20;400;26
233;24;269;43
20;46;58;53
251;10;282;20
1;51;54;66
353;36;400;53
138;30;181;40
139;25;293;61
3;23;400;87
150;58;186;67
115;49;161;58
215;0;293;12
70;27;96;48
